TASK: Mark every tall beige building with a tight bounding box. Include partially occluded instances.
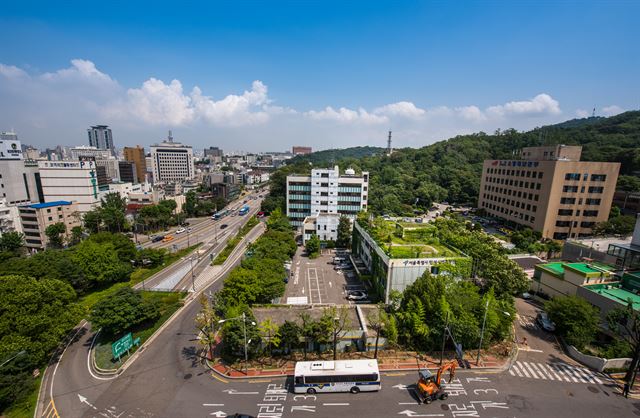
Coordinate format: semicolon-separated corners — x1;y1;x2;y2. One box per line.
478;145;620;239
123;145;147;183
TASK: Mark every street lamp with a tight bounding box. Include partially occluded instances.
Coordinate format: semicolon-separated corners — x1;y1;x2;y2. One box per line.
0;350;26;368
218;312;256;375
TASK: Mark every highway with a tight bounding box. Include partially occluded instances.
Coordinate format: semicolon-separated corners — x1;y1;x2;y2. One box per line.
132;191;265;292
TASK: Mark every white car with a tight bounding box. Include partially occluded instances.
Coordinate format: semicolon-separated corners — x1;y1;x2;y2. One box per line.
175;227;186;234
347;291;368;301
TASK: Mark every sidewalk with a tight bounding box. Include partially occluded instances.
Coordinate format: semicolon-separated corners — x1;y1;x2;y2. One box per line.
206;348;513;379
610;373;640;399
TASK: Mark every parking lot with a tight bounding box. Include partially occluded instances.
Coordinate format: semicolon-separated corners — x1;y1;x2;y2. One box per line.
283;246;369;305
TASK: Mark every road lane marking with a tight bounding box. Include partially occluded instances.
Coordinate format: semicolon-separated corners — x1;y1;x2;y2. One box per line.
550;364;571;382
210;372;228;383
323;403;349;406
508;369;515;376
249;379;272;383
545;364;563;381
515;362;530;378
385;372;407;376
510;363;523;377
556;364;579;382
522;362;540;379
203;404;224;406
529;362;547;380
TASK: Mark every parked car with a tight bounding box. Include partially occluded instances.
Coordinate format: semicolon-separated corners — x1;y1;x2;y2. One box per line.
347;290;368;301
175;227;186;234
522;292;532;300
536;312;556;332
151;235;164;243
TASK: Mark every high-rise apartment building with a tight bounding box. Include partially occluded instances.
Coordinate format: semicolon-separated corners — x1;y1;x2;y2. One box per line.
286;166;369;227
118;161;138;184
123;146;147;183
150;132;194;183
478;145;620;239
87;125;115;155
38;158;100;213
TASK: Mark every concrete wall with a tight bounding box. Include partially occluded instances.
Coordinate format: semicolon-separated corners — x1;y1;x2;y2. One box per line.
562;241;618;265
532;271;579;298
562;339;631;372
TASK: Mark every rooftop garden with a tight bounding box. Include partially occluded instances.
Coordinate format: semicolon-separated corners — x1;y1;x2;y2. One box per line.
357;216;462;259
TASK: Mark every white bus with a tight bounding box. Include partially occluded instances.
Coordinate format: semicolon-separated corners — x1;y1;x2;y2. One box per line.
293;360;381;394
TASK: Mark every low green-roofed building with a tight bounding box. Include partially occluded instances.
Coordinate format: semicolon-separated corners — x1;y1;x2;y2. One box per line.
533;261;615;298
578;272;640;322
352;219;471;302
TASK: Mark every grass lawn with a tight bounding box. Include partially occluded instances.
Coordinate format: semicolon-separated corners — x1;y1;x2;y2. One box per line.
79;243;201;311
212;216;259;265
93;291;186;370
4;372;42;418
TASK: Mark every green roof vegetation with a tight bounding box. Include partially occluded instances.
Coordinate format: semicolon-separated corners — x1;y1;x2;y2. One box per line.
359;218;463;259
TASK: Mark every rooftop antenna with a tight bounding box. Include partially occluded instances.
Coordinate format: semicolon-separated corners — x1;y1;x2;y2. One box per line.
592;107;596;118
387;130;393;156
167;130;173;142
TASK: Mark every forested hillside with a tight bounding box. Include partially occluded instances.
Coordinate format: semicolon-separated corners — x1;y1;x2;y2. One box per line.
265;111;640;216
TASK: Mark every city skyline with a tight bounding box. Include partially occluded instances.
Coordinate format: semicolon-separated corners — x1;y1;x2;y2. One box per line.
1;1;638;151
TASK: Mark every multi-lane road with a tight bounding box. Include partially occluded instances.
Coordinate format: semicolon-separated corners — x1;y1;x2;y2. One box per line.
38;205;640;418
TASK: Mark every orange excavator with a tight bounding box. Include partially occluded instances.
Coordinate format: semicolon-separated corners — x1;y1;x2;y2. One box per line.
415;361;457;404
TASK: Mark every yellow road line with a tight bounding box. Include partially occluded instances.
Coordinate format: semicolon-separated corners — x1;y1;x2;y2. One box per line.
210;372;229;384
43;399;60;418
249;379;272;383
384;372;407;376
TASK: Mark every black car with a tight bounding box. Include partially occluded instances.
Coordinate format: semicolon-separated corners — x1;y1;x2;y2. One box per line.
220;224;228;229
151;235;165;243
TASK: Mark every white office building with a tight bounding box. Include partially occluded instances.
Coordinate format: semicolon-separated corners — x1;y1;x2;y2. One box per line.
286;166;369;227
0;133;43;205
38;159;101;213
150;132;194;183
301;212;341;244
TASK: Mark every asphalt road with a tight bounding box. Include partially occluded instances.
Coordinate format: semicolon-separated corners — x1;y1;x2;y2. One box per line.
41;237;640;418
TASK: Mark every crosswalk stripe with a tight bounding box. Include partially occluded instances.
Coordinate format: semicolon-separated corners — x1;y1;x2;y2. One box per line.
545;364;563;381
533;362;553;380
509;369;515;376
569;365;598;384
511;363;523;377
529;363;547;380
516;362;531;378
522;362;540;379
550;364;572;382
559;364;581;382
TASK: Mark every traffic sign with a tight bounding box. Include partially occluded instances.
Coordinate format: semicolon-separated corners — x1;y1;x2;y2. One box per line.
112;333;133;360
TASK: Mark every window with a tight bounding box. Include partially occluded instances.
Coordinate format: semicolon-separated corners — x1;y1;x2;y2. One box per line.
555;221;571;227
591;174;607;182
538;172;543;179
563;185;579;193
588;186;604;194
558;209;573;216
565;173;580;181
536;183;541;190
583;173;588;181
560;197;576;204
581;221;596;228
585;198;601;205
583;210;599;217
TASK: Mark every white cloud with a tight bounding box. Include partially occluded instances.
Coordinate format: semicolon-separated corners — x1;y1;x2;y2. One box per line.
374;101;425;119
304;106;388;124
486;93;561;117
602;105;624;117
575;109;591;118
0;59;579;151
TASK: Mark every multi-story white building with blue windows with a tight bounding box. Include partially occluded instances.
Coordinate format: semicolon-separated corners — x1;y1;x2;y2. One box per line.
286;166;369;228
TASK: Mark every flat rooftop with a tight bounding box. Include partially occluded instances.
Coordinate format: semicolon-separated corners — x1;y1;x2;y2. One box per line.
571;236;632;250
360;219;464;259
537;261;614;277
583;282;640;311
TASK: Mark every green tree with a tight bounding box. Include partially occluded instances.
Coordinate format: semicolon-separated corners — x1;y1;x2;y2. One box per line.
45;222;66;248
83;209;103;234
195;294;219;360
184;191;197;217
100;192;127;233
545;296;599;350
336;216;352;249
0;231;24;254
323;306;351;360
90;287;160;336
0;275;82;409
69;226;85;246
366;304;389;359
279;320;302;354
305;234;320;258
72;240;132;285
258;318;281;358
607;302;640;391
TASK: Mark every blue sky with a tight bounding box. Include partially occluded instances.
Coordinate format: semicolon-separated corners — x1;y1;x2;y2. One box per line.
0;1;638;151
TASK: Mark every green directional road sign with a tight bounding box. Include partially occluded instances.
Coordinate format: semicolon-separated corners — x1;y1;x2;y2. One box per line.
112;332;133;360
